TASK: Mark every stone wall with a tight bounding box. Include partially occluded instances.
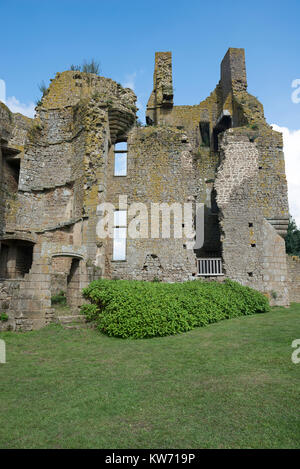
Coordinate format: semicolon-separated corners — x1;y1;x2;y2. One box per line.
215;129;289;305
105;49;289;306
105;125;198;282
287;255;300;303
221;48;247;97
146;52;173;125
0;48;293;331
0;69;136;330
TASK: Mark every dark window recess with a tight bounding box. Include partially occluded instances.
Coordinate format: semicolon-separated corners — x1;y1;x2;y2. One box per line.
67;258;80;284
251;244;256;247
199;122;210;147
4;156;20;192
163;94;173;102
16;244;33;276
146;115;153;126
213;115;232;151
66;258;81;308
248;272;253;277
0;240;34;279
211;189;219;214
249;223;253;227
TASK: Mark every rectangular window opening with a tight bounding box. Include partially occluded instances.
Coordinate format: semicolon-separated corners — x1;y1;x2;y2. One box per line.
199;122;210;147
4;155;20;192
114;141;127;176
0;241;33;279
113;210;127;261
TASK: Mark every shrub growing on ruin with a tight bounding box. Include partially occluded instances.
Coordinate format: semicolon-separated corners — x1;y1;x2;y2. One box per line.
0;312;8;322
69;59;100;75
81;279;270;339
35;80;49;106
51;291;67;306
70;64;81;71
38;81;48;96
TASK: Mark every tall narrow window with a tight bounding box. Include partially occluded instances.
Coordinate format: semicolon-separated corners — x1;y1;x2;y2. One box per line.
199;122;210;147
3;152;21;193
113;210;127;260
114;141;127;176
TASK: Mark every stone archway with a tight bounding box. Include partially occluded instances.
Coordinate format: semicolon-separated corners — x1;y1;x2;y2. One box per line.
51;253;85;311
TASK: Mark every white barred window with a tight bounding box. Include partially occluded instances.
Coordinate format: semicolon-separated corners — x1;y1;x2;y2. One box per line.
113;210;127;260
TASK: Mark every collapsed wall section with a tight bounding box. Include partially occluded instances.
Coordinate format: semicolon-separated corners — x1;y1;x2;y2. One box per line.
0;70;137;330
215;129;289;305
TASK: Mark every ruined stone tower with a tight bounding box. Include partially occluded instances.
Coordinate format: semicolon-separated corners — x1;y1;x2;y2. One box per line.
0;49;292;331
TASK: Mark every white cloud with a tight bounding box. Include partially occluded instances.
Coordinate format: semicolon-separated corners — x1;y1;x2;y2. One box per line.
271;124;300;228
0;79;6;103
121;71;146;123
6;96;35;118
122;72;137;91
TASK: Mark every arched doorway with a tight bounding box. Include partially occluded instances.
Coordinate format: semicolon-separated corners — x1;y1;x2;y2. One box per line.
51;254;84;310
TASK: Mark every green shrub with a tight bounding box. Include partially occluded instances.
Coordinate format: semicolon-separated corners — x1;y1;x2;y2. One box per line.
69;59;100;75
70;64;81;71
38;81;48;96
0;312;9;322
51;291;67;306
81;279;270;339
82;59;100;74
80;303;99;322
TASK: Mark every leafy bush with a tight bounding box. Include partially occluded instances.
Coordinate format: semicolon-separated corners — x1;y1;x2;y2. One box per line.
81;279;270;339
51;291;67;306
80;303;99;322
0;312;8;322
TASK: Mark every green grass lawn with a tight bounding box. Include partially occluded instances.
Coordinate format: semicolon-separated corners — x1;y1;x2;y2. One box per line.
0;304;300;449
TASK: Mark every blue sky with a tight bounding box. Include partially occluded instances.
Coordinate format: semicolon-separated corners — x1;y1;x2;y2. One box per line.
1;0;300;222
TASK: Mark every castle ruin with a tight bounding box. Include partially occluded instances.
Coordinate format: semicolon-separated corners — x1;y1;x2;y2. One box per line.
0;48;295;331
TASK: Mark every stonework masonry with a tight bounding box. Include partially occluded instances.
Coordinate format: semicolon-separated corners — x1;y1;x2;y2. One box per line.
0;48;296;331
287;255;300;303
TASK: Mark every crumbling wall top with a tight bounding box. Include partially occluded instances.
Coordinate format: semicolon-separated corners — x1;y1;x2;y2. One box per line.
39;71;137;113
146;51;173;125
221;48;247;97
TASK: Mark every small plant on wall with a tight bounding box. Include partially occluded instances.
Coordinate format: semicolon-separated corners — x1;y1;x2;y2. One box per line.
0;313;8;322
51;291;67;306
